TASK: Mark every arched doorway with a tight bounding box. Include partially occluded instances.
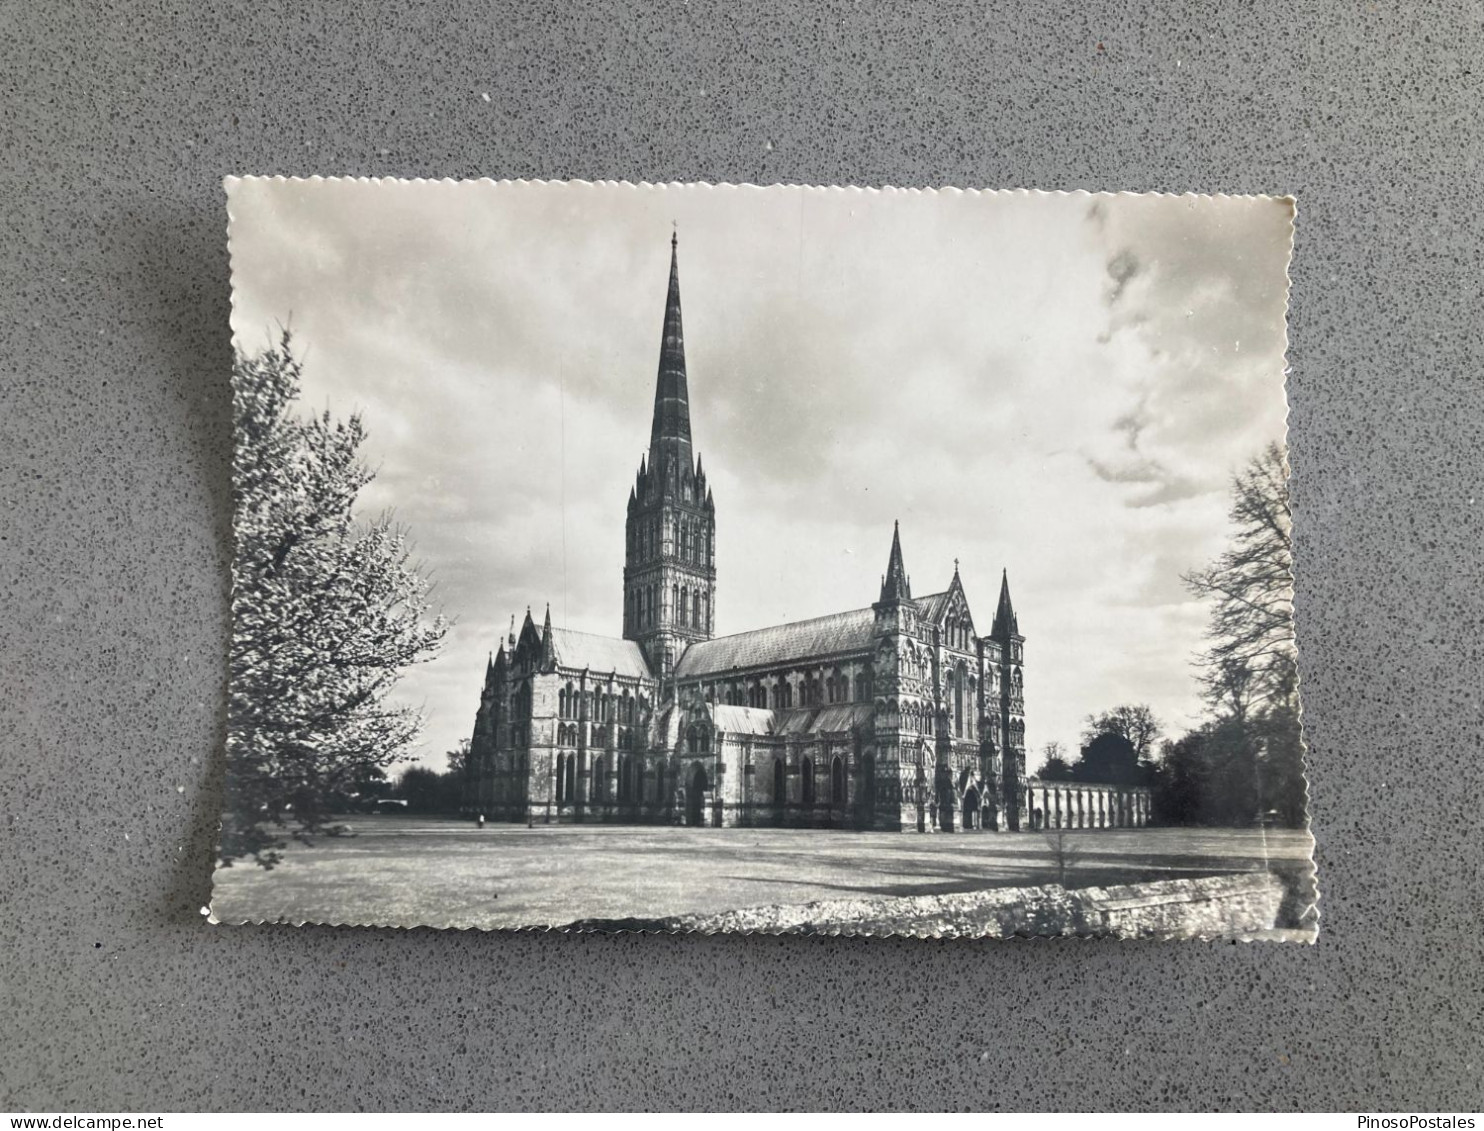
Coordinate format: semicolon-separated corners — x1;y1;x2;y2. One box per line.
938;789;955;832
686;762;709;827
962;786;980;830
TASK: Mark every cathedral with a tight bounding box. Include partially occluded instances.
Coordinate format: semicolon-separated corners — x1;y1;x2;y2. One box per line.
466;235;1152;834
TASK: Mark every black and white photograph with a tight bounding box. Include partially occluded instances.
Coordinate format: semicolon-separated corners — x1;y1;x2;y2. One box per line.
211;178;1315;940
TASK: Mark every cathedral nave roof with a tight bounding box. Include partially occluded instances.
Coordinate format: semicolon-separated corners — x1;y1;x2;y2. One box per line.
545;627;652;680
913;591;952;623
707;704;777;735
702;703;874;738
673;607;876;677
772;703;874;736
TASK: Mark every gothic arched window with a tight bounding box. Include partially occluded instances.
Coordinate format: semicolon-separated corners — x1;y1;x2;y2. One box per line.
953;666;965;737
801;756;815;805
831;755;846;806
773;757;786;805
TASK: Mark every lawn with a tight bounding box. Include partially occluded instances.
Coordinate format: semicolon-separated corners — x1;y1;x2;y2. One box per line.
210;817;1315;931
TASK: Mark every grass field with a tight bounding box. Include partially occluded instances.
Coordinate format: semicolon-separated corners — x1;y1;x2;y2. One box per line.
210;816;1316;931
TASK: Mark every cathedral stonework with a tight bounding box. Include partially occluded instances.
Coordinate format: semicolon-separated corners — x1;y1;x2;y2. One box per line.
465;236;1149;833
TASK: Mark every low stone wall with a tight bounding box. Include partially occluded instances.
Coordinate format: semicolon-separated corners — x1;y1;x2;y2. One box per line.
1077;874;1287;938
630;872;1287;940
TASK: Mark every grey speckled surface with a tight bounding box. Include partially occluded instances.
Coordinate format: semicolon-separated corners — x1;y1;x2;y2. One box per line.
2;0;1481;1112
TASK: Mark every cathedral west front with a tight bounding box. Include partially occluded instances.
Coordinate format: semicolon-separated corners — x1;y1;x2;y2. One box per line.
466;235;1151;834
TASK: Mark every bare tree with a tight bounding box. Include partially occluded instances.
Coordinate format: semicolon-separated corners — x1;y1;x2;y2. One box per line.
445;738;472;776
1082;704;1162;761
1044;828;1083;887
1183;442;1296;719
1038;740;1073;780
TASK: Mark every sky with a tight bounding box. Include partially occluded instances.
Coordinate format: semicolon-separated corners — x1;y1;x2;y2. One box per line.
227;179;1294;773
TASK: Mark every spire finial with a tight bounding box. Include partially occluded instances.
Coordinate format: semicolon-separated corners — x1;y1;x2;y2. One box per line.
992;569;1019;638
879;520;911;604
648;228;693;475
539;603;556;667
672;222;678;250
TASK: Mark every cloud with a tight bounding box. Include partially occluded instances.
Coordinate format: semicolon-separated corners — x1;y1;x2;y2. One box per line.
228;182;1293;769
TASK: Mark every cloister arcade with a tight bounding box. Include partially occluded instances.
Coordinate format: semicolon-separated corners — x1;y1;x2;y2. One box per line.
1024;779;1151;830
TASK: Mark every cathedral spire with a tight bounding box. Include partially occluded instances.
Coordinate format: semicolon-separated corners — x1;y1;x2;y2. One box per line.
648;231;693;478
991;569;1019;638
879;520;912;603
624;230;716;675
539;603;556;668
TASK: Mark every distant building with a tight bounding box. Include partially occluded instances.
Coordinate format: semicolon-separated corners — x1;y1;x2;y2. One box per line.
467;235;1149;832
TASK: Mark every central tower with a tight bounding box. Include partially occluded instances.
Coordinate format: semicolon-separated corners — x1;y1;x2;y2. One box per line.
623;232;716;677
